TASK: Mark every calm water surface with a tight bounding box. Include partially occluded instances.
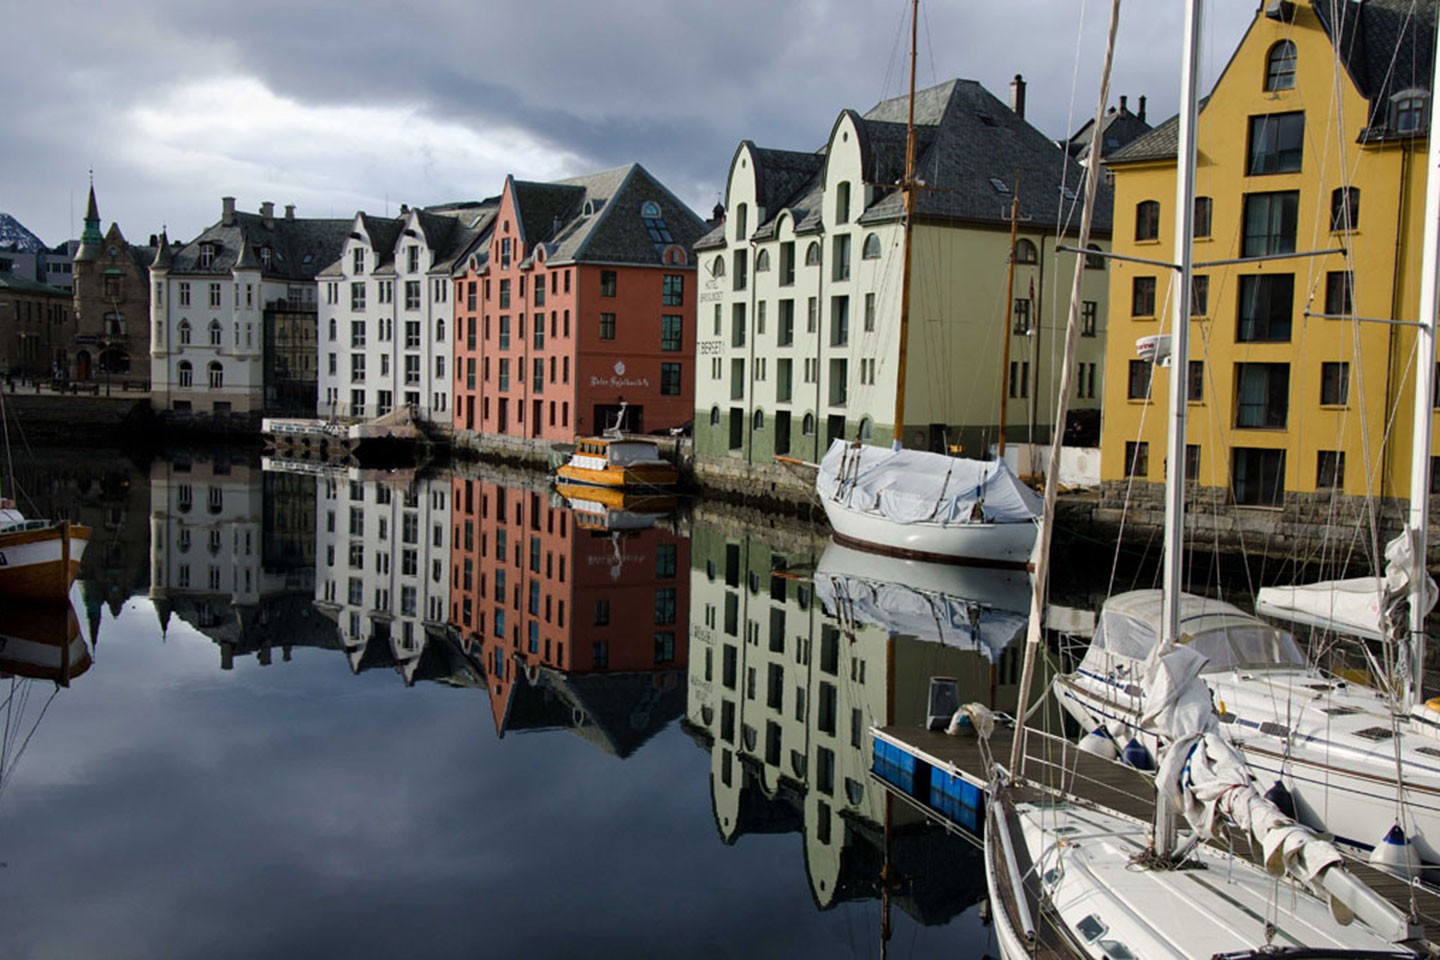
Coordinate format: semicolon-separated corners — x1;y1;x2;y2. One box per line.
0;447;1018;959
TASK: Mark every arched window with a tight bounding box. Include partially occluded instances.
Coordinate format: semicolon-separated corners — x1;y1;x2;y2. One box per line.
755;249;771;272
208;319;222;346
208;361;223;389
802;412;816;436
1135;201;1160;242
735;203;748;242
328;317;337;341
436;318;446;341
862;233;882;260
1084;244;1105;269
1013;238;1038;264
1330;186;1360;232
805;242;822;266
752;409;765;431
835;181;851;224
1265;41;1296;92
177;360;193;387
709;405;721;427
858;417;873;442
711;256;726;278
178;319;192;345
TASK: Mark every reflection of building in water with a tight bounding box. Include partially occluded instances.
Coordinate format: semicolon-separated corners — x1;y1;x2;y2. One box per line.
685;522;1002;916
150;452;331;668
9;448;150;640
311;469;451;686
449;475;689;756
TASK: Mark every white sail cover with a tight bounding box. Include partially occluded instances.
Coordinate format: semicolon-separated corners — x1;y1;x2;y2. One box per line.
1255;531;1439;641
816;440;1042;525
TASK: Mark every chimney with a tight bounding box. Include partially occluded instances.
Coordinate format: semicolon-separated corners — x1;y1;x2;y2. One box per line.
222;196;236;226
284;204;295;221
149;234;158;247
1138;95;1147;123
260;201;275;228
1119;95;1128;114
1009;74;1027;120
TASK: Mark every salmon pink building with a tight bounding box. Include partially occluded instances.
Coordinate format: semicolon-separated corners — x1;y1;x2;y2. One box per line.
452;164;708;443
449;476;689;755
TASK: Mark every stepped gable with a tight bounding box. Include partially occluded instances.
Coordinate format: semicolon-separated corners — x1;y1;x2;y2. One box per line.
860;79;1113;231
0;212;47;253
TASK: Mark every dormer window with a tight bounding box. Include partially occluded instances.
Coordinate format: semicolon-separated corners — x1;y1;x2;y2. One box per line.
259;246;272;269
1393;89;1429;134
198;244;215;269
407;245;420;272
352;248;365;274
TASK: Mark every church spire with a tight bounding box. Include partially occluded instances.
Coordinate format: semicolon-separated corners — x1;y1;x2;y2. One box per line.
79;172;103;250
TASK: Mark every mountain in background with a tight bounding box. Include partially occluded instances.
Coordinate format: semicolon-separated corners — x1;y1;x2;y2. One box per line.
0;212;47;252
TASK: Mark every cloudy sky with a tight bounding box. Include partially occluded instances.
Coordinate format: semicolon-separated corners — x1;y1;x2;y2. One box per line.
2;1;1253;246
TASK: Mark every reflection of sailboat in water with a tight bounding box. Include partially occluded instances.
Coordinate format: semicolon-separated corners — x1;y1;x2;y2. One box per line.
814;540;1030;662
0;598;89;804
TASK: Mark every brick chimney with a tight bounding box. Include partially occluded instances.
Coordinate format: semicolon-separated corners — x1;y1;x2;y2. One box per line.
1119;95;1128;114
1009;74;1027;120
284;204;295;221
1138;95;1147;123
260;201;275;228
222;196;236;226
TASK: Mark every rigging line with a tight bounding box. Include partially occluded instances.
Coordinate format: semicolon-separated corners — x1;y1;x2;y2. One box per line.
0;683;60;799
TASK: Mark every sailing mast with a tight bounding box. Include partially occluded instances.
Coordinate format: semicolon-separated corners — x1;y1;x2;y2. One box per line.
998;193;1020;460
891;0;919;451
1406;38;1440;711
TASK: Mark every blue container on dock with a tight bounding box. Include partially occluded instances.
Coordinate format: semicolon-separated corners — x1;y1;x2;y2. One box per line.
872;738;920;795
928;769;983;832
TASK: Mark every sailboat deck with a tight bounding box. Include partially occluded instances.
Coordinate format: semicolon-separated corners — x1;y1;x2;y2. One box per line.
873;724;1440;947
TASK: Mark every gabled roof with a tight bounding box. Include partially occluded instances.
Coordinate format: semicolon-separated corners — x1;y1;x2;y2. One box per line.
312;199;500;281
509;164;708;266
1064;101;1153;162
165;209;352;281
1107;96;1212;166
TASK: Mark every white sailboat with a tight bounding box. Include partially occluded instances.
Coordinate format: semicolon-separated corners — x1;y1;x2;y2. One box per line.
1055;0;1440;870
986;1;1424;955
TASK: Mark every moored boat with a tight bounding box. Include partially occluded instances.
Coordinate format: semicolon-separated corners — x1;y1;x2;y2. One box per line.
555;436;679;490
0;500;90;604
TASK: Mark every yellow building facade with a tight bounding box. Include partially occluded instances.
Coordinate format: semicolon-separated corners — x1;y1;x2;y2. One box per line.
1101;0;1434;518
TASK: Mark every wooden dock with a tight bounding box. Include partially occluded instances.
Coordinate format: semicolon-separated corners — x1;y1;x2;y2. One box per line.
873;723;1440;949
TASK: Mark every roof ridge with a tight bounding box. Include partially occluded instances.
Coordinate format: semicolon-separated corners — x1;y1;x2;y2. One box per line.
569;163;639;261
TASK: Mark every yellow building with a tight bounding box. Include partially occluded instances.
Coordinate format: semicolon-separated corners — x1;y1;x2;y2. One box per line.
1100;0;1436;548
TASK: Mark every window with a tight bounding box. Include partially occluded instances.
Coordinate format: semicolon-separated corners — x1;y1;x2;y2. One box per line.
830;296;849;346
1194;196;1213;238
404;280;420;310
660;363;681;396
1325;271;1353;317
350;282;366;310
863;293;876;333
805;242;821;267
1234;363;1290;428
1317;450;1345;489
177;360;193;388
1077;362;1097;399
831;235;851;281
733;250;748;291
1124;441;1149;477
662;274;683;305
207;361;223;389
208;320;223;346
862;233;881;260
1321;361;1349;406
1242;192;1298;256
754;249;770;274
208;282;222;307
1191;275;1209;316
1266;40;1296;91
1188;359;1204;402
1330;187;1359;232
1013;298;1031;335
1014;238;1038;264
655;587;677;625
499;278;511;309
834;181;851;223
351;321;366;348
1081;301;1097;336
1132;276;1156;316
1135;201;1160;241
661;315;682;351
1084;244;1105;269
1393;91;1429;134
1127;360;1152;400
779;241;795;285
1233;448;1286;506
1237;274;1294;341
600;270;617;297
600;313;616;340
1247;113;1305;175
752;408;764;431
1009;360;1029;399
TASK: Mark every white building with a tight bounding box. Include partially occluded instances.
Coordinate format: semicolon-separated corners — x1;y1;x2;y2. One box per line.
313;470;451;686
316;202;496;423
150;198;350;417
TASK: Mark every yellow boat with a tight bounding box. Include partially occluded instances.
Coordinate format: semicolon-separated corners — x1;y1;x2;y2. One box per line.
555;436;678;490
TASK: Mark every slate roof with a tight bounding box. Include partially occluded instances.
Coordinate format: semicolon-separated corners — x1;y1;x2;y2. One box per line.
508;163;709;266
162;208;352;281
1064;103;1153;161
317;201;500;280
1314;0;1437;138
703;78;1113;245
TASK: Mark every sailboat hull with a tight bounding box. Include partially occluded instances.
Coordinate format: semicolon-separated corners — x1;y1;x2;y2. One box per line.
821;497;1038;569
0;523;90;603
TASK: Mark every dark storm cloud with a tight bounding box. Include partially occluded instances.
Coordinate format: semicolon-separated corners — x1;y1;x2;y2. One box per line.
1;1;1253;245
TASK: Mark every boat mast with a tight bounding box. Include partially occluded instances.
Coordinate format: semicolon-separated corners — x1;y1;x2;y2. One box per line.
998;192;1020;460
1007;0;1122;775
1152;0;1204;859
892;0;919;451
1406;39;1440;710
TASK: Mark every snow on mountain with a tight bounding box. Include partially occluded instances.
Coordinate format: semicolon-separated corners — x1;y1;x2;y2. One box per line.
0;212;47;252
